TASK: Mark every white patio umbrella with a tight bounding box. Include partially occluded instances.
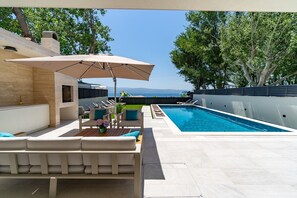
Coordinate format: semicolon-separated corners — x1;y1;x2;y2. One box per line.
6;54;154;104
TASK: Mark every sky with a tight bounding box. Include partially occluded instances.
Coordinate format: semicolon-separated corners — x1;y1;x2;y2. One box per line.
83;9;193;91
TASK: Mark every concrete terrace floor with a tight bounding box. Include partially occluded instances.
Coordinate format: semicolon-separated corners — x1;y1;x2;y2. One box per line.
2;106;297;197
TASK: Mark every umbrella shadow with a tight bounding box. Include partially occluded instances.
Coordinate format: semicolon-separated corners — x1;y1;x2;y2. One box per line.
142;127;165;180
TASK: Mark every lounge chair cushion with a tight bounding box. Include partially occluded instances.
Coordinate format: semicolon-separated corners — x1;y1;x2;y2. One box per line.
121;131;140;141
0;132;14;137
125;110;138;120
94;109;106;120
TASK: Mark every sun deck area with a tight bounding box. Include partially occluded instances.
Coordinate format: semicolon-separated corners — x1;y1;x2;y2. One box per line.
1;106;297;197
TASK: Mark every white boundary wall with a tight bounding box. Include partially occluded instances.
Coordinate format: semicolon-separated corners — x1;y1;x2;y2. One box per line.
0;104;49;134
193;94;297;129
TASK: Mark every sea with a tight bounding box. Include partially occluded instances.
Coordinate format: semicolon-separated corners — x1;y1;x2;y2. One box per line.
108;92;182;97
107;88;187;97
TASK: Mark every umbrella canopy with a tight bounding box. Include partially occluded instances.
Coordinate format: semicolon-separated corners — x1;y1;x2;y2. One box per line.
6;54;154;104
6;54;154;80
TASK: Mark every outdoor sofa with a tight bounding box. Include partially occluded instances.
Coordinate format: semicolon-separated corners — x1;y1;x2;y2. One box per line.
0;136;143;198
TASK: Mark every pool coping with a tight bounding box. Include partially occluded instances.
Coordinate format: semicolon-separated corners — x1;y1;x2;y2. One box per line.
157;104;297;136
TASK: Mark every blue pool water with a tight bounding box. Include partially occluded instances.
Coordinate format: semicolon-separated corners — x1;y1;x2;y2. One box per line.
159;105;288;132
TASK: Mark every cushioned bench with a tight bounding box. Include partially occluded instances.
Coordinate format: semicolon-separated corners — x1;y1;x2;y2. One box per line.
0;137;142;198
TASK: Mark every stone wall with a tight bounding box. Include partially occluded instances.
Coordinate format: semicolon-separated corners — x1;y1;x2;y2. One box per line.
0;49;34;106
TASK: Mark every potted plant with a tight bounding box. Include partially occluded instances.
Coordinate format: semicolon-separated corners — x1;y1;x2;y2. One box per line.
96;119;110;133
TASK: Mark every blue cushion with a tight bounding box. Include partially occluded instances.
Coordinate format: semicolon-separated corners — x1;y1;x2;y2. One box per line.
125;110;138;120
94;109;106;120
0;132;15;137
121;131;140;141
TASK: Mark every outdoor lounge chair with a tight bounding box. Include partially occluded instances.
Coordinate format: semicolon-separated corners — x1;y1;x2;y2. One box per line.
180;99;199;105
108;99;116;104
117;109;144;133
79;108;111;132
177;99;192;104
101;101;115;108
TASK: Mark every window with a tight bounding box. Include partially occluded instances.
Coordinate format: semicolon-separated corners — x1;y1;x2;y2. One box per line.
62;85;73;103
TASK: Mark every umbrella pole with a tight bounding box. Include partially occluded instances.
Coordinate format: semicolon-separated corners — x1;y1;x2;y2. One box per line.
113;77;117;113
113;77;117;103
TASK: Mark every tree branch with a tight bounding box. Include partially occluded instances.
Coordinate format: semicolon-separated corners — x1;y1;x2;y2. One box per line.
270;71;297;85
87;9;97;54
12;8;35;42
239;60;256;86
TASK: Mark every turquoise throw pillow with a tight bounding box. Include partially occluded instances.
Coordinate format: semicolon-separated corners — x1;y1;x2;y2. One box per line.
94;109;106;120
0;132;15;137
121;131;140;141
125;110;138;120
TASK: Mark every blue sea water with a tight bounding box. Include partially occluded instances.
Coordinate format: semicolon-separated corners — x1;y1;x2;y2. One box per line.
159;105;288;132
108;92;182;97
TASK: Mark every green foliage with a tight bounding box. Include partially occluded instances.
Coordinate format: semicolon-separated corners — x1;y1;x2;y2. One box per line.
0;8;22;35
0;8;113;55
116;103;124;114
220;12;297;86
180;93;188;97
172;11;297;88
124;104;145;110
171;11;228;89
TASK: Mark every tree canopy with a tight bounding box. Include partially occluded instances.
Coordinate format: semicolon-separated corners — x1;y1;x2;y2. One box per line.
0;8;113;54
170;12;228;90
171;11;297;89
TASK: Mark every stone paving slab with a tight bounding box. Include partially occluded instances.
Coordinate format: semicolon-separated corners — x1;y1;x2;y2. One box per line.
2;106;297;198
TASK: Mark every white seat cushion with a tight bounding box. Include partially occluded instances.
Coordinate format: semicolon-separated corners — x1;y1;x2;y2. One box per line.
82;119;97;127
0;165;30;173
83;154;134;166
81;137;136;168
30;165;84;174
85;165;134;174
118;120;142;127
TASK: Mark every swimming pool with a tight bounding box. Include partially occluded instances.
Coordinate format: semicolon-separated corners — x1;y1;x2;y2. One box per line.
159;105;290;132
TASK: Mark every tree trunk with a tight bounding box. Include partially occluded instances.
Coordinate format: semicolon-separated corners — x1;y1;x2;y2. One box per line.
257;58;273;86
87;9;97;54
12;8;35;42
240;62;256;86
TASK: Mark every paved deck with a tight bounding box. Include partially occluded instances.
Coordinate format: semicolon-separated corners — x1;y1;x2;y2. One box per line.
2;106;297;197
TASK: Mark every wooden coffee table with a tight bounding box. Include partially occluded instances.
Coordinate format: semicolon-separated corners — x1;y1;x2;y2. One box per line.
75;128;143;143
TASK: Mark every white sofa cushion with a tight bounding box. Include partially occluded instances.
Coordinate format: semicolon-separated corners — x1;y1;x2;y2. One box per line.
81;137;136;150
81;137;136;167
27;137;81;150
27;137;82;166
0;165;30;173
0;137;29;166
82;154;134;166
30;165;84;174
85;165;134;174
0;137;28;150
